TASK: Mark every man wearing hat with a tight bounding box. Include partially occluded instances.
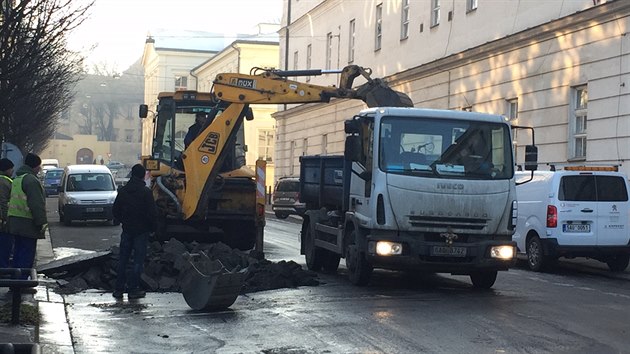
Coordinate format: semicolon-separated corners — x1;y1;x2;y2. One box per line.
0;158;15;267
8;153;48;272
112;163;157;299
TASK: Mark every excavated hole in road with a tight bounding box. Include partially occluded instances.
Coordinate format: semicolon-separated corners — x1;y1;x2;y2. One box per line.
39;238;320;295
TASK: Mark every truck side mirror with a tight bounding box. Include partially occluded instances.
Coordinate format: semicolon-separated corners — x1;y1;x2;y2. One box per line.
139;104;148;118
344;119;360;134
344;135;361;161
524;145;538;171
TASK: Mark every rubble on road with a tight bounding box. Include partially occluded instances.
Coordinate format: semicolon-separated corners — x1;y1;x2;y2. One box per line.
38;238;319;295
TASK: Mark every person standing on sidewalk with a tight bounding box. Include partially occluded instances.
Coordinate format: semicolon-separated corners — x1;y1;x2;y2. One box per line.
0;158;15;268
112;163;157;299
8;153;47;273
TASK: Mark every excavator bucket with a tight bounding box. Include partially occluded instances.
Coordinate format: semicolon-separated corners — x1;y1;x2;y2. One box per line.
180;252;246;311
356;78;414;108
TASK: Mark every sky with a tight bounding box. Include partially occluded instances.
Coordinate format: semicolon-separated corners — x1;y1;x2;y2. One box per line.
67;0;283;72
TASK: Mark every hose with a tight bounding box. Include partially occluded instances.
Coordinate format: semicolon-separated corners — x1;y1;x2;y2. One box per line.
156;175;182;217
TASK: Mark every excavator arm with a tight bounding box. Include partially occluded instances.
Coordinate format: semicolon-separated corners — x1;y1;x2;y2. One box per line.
212;65;413;108
181;65;412;219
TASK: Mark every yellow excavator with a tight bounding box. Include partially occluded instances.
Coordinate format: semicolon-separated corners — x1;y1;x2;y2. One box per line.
139;65;412;252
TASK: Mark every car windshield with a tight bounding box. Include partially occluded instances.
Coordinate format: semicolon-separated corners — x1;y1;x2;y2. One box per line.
67;173;115;192
379;116;513;180
46;170;63;178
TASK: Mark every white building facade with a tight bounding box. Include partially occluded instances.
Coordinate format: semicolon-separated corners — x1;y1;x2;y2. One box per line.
274;0;630;176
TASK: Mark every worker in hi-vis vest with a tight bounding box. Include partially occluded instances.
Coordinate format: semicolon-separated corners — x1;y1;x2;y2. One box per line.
0;158;15;268
8;153;47;274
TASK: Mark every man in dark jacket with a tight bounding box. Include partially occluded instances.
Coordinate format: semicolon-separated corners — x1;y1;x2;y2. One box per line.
183;111;208;149
0;158;15;267
112;163;157;299
8;153;47;273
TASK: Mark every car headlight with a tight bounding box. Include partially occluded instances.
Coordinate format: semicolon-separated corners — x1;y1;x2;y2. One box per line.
107;195;117;204
66;196;79;205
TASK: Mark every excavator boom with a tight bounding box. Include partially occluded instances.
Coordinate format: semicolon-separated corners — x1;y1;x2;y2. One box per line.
212;65;413;108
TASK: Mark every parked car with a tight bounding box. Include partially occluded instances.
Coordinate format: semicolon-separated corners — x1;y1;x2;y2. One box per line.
57;164;118;226
514;166;630;272
106;161;126;171
272;177;305;219
43;168;64;197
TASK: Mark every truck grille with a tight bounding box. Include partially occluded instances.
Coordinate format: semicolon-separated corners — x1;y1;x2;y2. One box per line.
408;215;487;230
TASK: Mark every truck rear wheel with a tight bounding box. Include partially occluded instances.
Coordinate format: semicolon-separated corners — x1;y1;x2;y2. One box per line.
470;271;497;289
304;225;323;271
345;230;372;286
606;254;630;272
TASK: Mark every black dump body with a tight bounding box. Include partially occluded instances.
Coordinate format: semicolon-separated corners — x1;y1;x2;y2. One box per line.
299;155;351;211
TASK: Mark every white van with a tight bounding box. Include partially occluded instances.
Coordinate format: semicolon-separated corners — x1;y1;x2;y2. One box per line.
514;166;630;272
57;165;118;226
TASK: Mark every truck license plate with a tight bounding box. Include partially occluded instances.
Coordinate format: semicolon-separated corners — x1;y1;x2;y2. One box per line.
86;207;104;212
432;246;467;257
563;224;590;233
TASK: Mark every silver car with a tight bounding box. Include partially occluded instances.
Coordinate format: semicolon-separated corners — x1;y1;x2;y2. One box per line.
272;177;305;219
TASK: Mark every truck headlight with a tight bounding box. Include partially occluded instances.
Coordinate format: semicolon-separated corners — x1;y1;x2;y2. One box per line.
375;241;403;256
490;245;514;260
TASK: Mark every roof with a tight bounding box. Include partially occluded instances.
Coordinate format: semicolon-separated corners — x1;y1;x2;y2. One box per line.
64;164;113;173
148;28;279;53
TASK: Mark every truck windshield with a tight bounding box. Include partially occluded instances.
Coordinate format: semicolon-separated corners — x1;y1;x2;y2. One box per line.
379;116;513;180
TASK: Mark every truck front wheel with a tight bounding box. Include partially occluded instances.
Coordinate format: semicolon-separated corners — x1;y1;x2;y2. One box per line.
470;271;497;289
345;230;372;286
304;226;323;271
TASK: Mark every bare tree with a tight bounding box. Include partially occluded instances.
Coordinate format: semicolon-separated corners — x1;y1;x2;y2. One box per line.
0;0;92;154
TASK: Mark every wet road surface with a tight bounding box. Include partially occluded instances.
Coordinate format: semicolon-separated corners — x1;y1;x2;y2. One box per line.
44;198;630;353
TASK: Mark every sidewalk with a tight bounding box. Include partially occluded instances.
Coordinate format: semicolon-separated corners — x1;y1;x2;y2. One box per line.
0;231;74;353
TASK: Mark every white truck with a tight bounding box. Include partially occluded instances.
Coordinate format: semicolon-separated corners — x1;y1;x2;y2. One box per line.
299;107;537;288
514;166;630;272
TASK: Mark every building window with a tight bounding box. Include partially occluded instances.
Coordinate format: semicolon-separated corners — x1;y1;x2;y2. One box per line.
113;128;119;141
302;138;308;156
124;129;134;143
293;51;298;70
466;0;478;12
258;129;274;162
431;0;440;27
348;19;356;63
375;4;382;51
174;76;187;91
401;0;410;40
325;33;333;70
322;134;328;155
570;86;588;159
507;99;518;121
306;44;312;82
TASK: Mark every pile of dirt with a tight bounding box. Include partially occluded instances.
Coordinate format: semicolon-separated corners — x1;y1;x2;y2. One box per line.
40;238;319;295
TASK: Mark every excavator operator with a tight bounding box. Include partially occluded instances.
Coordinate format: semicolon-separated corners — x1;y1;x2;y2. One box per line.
184;112;209;149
